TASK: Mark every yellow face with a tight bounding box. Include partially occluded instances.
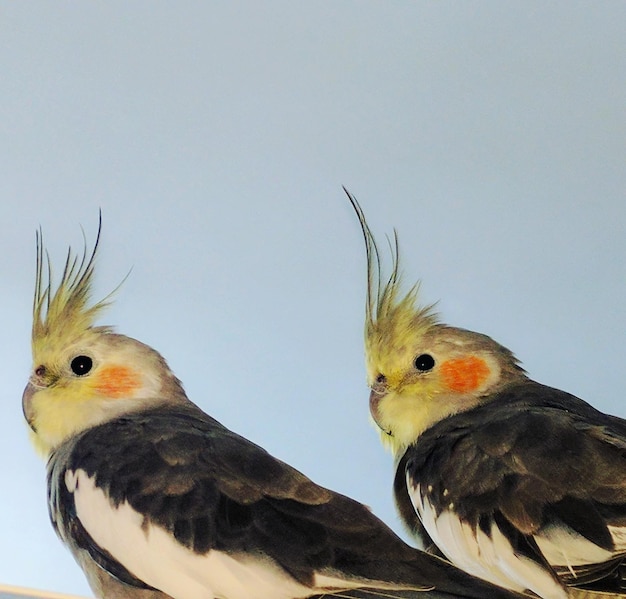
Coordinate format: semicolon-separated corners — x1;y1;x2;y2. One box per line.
366;325;507;456
24;332;160;456
24;224;186;457
347;196;524;457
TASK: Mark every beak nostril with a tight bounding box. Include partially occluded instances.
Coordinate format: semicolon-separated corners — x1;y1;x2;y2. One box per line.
372;374;388;395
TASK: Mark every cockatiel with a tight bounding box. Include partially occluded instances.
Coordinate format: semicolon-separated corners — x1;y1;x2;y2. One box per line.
348;191;626;599
23;219;519;599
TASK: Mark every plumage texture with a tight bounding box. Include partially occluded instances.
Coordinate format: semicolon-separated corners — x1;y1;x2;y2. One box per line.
32;215;113;356
24;218;520;599
347;191;440;402
348;191;626;599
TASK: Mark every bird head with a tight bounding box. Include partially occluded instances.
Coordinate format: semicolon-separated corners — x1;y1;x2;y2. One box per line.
24;218;187;457
347;192;526;457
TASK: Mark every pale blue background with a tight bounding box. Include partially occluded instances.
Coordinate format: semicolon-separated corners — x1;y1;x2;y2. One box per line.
1;2;625;596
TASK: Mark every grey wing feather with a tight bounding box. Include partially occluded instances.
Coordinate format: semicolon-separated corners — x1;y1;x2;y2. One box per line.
403;380;626;594
49;403;519;599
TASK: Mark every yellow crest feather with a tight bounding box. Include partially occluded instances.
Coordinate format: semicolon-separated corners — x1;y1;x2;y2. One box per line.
32;213;116;357
345;189;439;361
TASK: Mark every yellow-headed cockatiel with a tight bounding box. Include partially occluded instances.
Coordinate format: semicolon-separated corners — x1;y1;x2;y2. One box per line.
348;190;626;599
23;217;519;599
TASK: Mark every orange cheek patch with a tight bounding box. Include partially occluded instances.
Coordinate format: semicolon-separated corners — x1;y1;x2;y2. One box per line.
440;356;490;393
94;365;142;398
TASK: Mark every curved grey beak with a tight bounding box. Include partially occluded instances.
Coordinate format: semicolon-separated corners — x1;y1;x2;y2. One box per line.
22;382;37;432
369;378;392;436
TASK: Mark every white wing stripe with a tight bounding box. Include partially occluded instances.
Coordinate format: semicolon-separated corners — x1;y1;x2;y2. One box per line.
535;524;614;569
68;469;317;599
408;478;568;599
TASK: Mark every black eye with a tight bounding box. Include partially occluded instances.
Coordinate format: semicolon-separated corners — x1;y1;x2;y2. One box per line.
414;354;435;372
71;355;93;376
